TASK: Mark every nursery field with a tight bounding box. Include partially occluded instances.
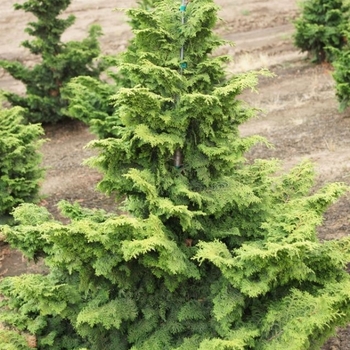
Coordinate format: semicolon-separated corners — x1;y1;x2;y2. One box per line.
1;0;350;348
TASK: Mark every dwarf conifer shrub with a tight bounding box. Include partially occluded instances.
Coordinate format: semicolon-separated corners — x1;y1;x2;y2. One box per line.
62;75;117;138
0;106;44;216
1;1;350;349
0;0;104;124
332;30;350;111
62;0;161;138
293;0;350;63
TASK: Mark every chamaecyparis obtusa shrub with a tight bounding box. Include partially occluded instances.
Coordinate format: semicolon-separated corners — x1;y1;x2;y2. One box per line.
0;106;44;216
293;0;350;63
331;27;350;112
0;0;105;124
1;1;350;349
62;0;161;138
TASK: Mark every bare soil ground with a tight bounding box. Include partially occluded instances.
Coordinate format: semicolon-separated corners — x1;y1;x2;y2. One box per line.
1;0;350;348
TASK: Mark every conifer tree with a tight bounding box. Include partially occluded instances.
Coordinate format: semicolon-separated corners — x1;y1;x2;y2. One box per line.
0;0;104;124
1;1;350;349
293;0;350;63
332;27;350;112
0;105;44;217
62;0;161;138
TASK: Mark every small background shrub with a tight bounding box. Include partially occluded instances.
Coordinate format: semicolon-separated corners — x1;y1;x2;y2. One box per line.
0;0;105;124
0;106;44;216
332;28;350;111
293;0;350;63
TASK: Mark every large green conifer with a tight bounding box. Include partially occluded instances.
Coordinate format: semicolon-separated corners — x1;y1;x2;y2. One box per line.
1;1;350;349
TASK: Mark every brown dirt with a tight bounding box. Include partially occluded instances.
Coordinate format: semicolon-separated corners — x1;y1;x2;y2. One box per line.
0;0;350;348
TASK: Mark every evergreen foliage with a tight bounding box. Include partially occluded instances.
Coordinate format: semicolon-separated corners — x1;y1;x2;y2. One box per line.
0;106;44;216
137;0;162;9
1;1;350;349
332;28;350;111
62;0;165;138
0;0;104;124
293;0;350;63
62;74;117;138
0;329;33;350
